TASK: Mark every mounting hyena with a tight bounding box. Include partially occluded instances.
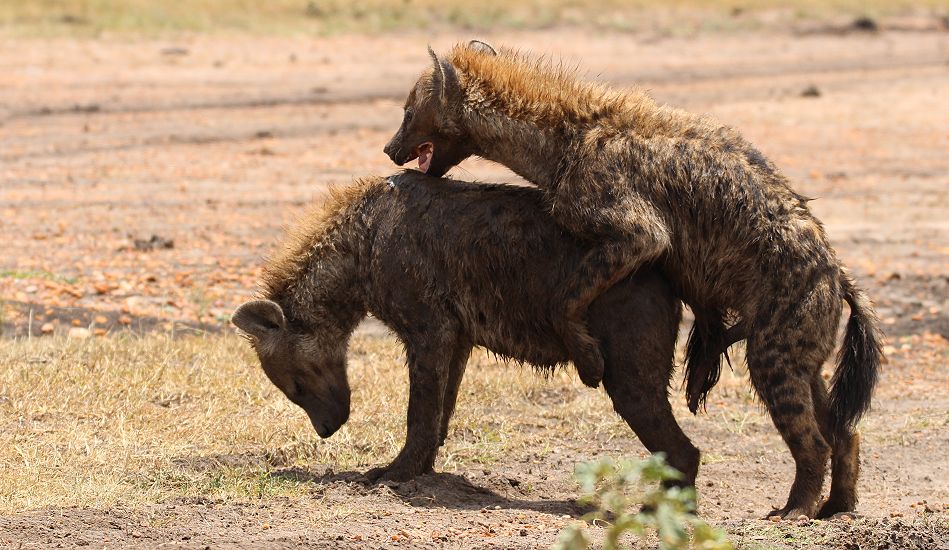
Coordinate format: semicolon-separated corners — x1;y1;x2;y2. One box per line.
383;41;885;519
233;172;735;489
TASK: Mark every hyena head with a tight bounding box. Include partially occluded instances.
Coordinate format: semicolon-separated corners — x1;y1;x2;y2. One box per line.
383;40;497;177
232;299;350;438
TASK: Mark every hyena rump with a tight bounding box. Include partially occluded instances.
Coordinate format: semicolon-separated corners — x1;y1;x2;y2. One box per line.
233;172;731;488
383;42;885;519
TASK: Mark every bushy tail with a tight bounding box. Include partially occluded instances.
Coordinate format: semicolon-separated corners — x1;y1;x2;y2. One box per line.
830;273;885;435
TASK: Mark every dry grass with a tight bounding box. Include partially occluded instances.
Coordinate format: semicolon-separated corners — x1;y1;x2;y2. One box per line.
2;331;947;546
0;0;944;36
0;331;634;513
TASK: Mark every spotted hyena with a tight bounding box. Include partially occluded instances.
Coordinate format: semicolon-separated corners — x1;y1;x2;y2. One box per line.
234;172;736;490
383;42;884;518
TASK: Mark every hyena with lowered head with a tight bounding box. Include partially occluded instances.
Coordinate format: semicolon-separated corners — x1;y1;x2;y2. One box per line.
383;41;885;519
233;172;733;487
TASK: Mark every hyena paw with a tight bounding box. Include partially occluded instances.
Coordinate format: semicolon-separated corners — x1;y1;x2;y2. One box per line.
816;497;856;519
574;345;604;388
765;504;818;520
364;463;427;484
560;317;604;388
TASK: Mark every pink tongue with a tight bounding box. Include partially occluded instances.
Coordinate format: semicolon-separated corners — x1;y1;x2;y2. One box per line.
418;147;432;173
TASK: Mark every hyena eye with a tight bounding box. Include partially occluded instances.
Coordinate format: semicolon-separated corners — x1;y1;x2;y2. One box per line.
403;109;413;123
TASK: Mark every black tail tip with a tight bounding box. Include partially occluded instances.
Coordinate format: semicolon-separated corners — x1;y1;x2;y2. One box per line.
830;303;884;433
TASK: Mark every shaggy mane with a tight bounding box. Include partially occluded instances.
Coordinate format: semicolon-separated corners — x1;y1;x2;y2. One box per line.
259;176;382;300
447;44;660;129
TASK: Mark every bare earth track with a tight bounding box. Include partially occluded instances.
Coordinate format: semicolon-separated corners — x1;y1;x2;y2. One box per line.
1;27;947;548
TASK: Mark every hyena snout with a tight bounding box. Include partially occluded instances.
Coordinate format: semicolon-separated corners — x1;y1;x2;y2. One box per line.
302;391;350;439
382;139;399;163
383;133;409;165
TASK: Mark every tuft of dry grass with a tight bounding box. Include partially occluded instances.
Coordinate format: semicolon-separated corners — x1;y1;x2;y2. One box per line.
0;332;633;513
0;0;944;37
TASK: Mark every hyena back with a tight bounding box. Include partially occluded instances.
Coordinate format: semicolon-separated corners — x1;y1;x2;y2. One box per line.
383;42;885;519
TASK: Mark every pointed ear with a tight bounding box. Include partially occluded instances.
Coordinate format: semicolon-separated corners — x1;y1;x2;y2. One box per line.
427;45;459;104
467;39;497;56
232;299;286;339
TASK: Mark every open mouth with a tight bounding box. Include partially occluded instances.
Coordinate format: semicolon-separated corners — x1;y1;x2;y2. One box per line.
413;142;433;173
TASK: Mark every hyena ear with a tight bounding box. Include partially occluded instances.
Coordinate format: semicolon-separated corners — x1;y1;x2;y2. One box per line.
232;299;286;339
428;45;460;105
467;39;497;56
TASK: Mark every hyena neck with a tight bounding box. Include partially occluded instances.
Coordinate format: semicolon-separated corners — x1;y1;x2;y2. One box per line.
449;47;667;188
261;182;380;336
450;49;615;187
270;247;366;339
462;108;567;187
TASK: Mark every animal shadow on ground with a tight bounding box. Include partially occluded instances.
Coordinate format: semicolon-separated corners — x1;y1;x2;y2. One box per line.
272;466;593;517
171;453;590;516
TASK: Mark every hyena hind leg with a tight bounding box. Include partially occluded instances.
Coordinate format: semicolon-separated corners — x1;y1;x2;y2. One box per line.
818;431;860;518
601;348;700;487
748;336;832;519
593;269;699;488
811;372;861;518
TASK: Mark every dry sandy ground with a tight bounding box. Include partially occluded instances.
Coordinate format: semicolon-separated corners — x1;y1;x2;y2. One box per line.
1;25;948;548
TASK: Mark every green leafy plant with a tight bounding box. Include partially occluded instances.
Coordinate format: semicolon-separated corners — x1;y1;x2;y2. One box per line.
553;454;732;550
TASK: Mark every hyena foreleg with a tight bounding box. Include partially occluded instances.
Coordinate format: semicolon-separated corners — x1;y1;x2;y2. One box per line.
552;191;672;387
